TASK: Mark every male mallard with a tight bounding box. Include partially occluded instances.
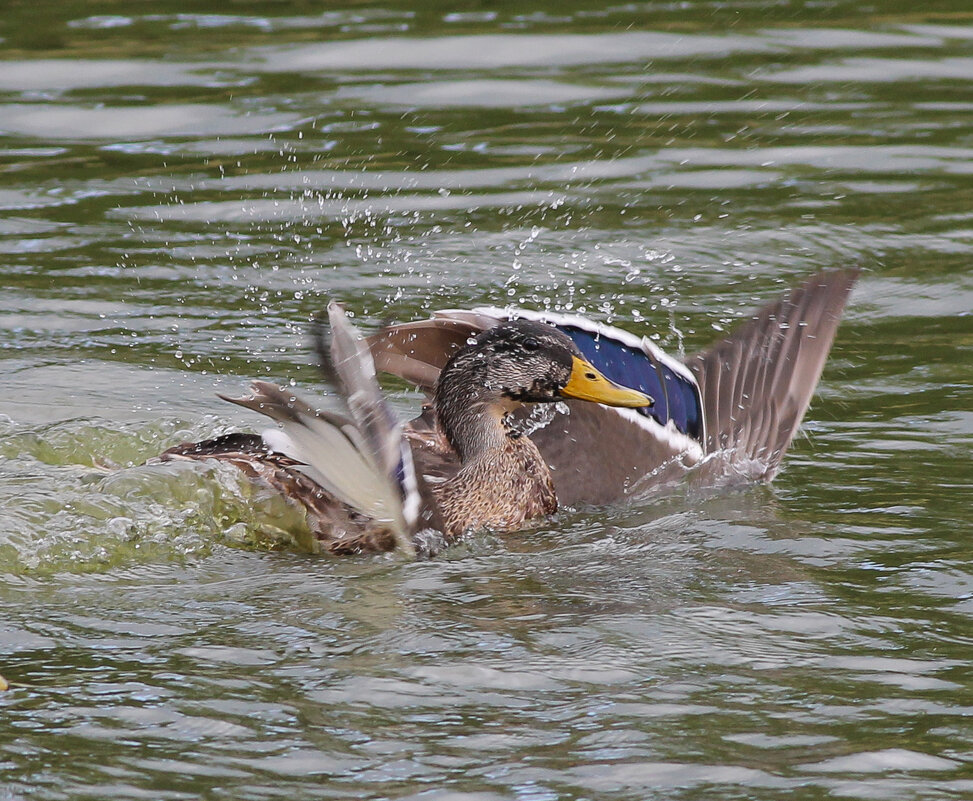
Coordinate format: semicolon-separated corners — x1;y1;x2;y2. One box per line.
160;269;858;556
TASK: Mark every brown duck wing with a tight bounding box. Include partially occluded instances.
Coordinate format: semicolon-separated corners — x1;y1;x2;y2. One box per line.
687;268;859;480
368;317;482;393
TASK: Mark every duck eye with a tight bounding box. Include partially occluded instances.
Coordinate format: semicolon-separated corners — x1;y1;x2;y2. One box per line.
522;336;540;351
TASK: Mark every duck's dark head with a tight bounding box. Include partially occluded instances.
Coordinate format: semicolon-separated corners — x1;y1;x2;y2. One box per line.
434;318;655;459
435;319;652;457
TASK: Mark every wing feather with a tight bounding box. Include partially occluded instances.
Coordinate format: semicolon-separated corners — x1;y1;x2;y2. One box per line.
218;302;425;557
687;268;859;478
219;380;414;555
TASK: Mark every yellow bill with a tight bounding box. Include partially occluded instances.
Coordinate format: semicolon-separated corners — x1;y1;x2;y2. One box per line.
562;356;654;408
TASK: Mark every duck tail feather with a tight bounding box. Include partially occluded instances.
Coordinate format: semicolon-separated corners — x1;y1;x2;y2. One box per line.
687;268;859;479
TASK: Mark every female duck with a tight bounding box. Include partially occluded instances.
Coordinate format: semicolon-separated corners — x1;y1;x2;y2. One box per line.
161;308;652;555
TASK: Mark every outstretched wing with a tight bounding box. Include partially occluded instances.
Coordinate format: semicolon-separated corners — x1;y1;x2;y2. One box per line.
367;269;858;502
688;268;859;479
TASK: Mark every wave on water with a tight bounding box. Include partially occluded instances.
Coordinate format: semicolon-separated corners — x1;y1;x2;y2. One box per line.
0;416;318;574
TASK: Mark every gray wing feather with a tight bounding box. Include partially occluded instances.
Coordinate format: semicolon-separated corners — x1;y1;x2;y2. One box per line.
323;301;405;482
687;268;859;478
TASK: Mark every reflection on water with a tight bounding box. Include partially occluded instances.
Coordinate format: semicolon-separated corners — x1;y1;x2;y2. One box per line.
1;1;971;799
0;103;304;140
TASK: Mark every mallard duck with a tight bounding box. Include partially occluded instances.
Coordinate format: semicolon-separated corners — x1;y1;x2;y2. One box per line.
160;269;858;556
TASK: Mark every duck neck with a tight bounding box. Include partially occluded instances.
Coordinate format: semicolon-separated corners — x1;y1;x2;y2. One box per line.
435;362;514;464
433;366;557;538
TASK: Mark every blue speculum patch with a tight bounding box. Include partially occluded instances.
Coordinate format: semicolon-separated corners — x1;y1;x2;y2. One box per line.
560;326;703;442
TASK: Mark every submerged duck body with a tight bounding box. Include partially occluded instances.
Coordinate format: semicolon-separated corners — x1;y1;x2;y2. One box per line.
160;269;858;555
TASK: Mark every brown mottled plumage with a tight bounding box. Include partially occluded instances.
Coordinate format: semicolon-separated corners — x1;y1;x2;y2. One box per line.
158;433;401;554
427;426;557;537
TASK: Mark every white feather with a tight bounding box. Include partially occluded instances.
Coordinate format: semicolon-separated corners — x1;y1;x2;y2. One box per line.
261;413;408;538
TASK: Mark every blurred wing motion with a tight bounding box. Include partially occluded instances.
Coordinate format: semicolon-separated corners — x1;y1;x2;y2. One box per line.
215;304;421;556
368;269;858;504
